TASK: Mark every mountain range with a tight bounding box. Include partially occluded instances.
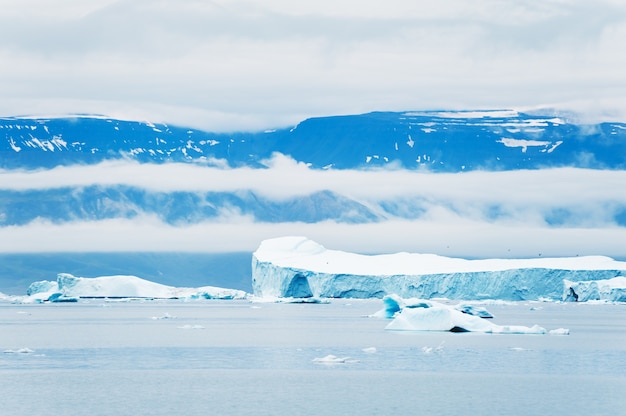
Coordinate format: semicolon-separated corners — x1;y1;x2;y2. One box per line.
1;109;625;294
1;110;625;228
3;110;626;171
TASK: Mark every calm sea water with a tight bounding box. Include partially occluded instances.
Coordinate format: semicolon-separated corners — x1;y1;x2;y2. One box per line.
1;300;625;416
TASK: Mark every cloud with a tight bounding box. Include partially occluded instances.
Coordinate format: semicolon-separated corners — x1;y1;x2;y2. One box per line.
1;215;625;260
1;159;625;257
2;155;625;205
0;0;625;131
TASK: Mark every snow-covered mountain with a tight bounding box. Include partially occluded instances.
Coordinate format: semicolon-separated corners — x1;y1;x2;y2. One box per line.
2;110;626;228
2;110;626;171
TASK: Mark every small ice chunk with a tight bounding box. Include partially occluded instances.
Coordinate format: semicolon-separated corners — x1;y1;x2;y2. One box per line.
312;354;358;364
4;348;35;354
490;324;546;334
422;341;445;354
151;313;175;320
177;324;204;329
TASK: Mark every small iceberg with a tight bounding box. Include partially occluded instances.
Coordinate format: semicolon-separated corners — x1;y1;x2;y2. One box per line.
379;295;565;335
177;324;205;330
19;273;248;303
312;354;358;364
151;313;176;320
3;348;35;354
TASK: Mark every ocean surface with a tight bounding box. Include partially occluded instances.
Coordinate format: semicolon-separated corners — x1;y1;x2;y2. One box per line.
1;300;625;416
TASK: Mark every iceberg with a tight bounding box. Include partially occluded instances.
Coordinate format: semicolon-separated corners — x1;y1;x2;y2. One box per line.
378;295;564;334
562;276;626;302
252;237;626;301
22;273;247;303
3;348;36;354
312;355;359;364
385;301;543;334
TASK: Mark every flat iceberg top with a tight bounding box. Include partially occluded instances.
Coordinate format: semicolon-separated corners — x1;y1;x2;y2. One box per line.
253;237;626;276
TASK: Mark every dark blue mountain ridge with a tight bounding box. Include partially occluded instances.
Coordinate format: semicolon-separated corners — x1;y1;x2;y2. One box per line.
2;110;625;171
0;186;379;226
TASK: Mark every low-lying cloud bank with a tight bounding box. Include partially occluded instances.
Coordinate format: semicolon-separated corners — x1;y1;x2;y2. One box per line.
1;159;625;258
3;156;626;204
1;157;626;225
1;214;625;260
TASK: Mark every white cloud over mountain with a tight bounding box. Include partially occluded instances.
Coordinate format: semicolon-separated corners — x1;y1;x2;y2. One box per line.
1;157;625;258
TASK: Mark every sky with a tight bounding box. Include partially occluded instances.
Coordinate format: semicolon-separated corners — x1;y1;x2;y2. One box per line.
1;0;626;131
1;1;626;260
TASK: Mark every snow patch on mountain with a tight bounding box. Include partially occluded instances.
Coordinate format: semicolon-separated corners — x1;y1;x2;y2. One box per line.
497;138;552;152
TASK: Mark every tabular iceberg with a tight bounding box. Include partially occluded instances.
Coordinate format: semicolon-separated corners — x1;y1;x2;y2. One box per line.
251;237;626;301
22;273;247;303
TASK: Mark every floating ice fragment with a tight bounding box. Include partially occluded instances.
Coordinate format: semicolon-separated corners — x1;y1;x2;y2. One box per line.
276;297;328;304
489;324;546;334
384;296;550;334
151;313;175;320
422;341;445;354
371;294;432;319
549;328;570;335
312;354;358;364
178;324;204;330
3;348;35;354
362;347;377;354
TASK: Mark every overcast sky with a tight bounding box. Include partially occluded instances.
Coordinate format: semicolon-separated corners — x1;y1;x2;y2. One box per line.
1;0;626;131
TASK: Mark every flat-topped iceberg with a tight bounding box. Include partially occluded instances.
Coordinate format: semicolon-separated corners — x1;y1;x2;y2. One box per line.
22;273;247;303
252;237;626;301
